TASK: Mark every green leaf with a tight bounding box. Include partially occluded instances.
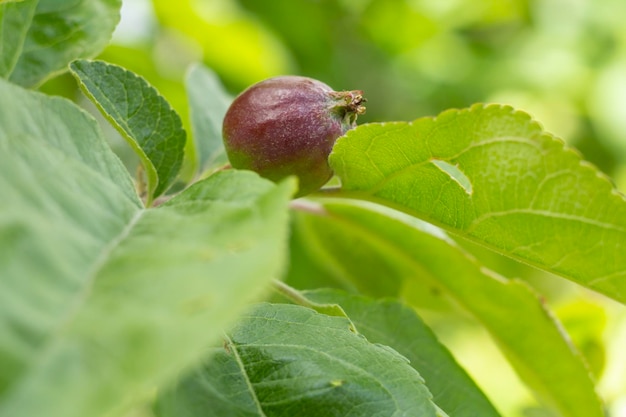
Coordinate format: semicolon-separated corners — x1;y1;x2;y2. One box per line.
272;280;357;325
0;0;121;88
156;303;441;417
329;104;626;304
289;198;604;417
70;59;186;204
286;199;410;299
301;289;503;417
185;63;232;173
0;78;295;417
0;0;36;78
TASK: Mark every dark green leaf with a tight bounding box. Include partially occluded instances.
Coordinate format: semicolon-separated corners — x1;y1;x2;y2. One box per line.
70;59;186;204
302;289;503;417
157;303;442;417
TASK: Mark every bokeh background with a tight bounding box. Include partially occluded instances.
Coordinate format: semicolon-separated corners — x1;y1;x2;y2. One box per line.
42;1;626;416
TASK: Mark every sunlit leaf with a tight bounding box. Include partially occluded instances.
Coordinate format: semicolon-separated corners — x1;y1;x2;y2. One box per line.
330;104;626;304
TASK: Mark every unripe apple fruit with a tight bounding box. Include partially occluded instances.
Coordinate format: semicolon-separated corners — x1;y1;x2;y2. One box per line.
222;76;365;197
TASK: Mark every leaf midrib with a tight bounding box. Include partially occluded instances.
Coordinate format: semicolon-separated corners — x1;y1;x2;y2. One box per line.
226;334;268;417
467;208;626;234
227;337;402;414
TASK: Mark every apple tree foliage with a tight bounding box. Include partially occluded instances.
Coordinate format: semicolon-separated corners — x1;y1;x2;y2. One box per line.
1;2;624;417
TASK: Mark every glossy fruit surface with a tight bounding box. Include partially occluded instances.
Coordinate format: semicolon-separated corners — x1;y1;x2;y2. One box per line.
222;76;365;196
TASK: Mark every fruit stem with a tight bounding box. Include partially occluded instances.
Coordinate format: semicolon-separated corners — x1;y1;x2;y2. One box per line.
329;90;366;126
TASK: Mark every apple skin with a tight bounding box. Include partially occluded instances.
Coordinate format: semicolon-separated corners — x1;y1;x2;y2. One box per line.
222;76;365;197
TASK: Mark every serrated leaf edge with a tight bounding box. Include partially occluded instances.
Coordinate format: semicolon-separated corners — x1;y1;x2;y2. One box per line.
69;59;186;204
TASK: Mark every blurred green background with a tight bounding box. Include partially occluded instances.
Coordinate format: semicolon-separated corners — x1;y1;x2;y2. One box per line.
42;1;626;416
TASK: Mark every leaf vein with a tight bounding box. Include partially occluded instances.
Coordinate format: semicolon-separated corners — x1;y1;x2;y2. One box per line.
227;335;269;417
468;208;626;233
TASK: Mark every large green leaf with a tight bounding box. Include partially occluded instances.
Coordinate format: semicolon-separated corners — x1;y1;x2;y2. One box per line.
329;104;626;304
0;0;121;88
288;199;604;417
156;303;443;417
302;289;502;417
70;59;186;205
0;78;295;417
185;63;231;174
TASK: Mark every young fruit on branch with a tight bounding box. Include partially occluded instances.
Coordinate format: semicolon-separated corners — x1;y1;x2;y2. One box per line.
222;76;366;197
